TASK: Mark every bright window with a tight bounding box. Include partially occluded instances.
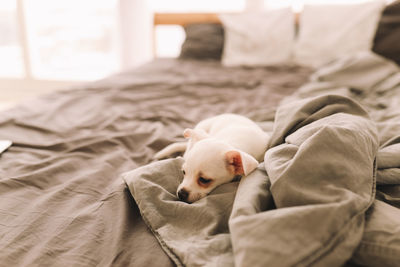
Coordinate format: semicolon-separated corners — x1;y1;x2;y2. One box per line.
0;0;24;77
24;0;118;80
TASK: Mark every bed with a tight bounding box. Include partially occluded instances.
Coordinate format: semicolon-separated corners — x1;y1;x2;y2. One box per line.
1;2;400;267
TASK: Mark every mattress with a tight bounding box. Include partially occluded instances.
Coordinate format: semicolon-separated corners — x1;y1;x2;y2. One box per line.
0;58;312;266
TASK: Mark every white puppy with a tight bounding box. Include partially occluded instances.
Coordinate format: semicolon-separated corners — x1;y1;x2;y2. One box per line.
154;114;269;203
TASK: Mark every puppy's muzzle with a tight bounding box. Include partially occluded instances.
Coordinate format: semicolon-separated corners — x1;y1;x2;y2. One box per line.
177;188;189;202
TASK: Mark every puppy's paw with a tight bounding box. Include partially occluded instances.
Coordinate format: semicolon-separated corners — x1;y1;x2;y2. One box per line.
153;150;167;160
153;142;187;160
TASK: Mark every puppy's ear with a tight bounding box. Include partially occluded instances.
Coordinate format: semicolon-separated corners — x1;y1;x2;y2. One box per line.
225;150;259;176
183;128;193;139
183;128;209;141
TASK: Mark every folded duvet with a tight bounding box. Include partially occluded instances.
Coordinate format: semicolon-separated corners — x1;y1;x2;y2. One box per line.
124;52;400;267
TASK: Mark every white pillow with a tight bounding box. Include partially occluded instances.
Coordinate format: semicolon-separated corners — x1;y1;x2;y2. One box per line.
220;8;294;67
294;1;385;68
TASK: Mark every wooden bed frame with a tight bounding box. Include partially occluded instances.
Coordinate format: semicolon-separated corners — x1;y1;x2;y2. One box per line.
154;13;222;26
153;12;300;26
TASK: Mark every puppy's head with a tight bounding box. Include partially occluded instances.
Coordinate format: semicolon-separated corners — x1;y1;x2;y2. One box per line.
177;129;258;203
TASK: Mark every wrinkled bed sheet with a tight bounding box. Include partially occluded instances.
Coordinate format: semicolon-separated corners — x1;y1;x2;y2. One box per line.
124;52;400;267
0;59;311;266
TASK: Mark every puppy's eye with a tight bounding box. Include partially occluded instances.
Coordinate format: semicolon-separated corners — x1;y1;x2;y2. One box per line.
198;177;211;184
182;170;186;175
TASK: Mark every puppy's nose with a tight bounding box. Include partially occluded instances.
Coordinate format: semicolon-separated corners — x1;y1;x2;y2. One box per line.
177;188;189;202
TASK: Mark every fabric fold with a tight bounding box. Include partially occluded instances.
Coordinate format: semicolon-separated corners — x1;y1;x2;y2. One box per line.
123;157;237;267
230;94;378;266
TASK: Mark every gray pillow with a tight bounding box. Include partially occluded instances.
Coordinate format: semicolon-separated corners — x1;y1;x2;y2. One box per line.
373;0;400;66
179;23;224;60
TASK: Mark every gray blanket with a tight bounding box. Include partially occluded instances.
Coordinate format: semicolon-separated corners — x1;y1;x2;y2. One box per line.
0;59;311;266
124;52;400;267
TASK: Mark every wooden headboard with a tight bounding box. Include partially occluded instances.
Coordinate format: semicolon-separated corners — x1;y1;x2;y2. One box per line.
154;13;221;26
153;12;300;26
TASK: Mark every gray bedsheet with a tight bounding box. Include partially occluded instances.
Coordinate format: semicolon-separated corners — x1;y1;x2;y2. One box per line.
0;59;311;266
124;53;400;267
